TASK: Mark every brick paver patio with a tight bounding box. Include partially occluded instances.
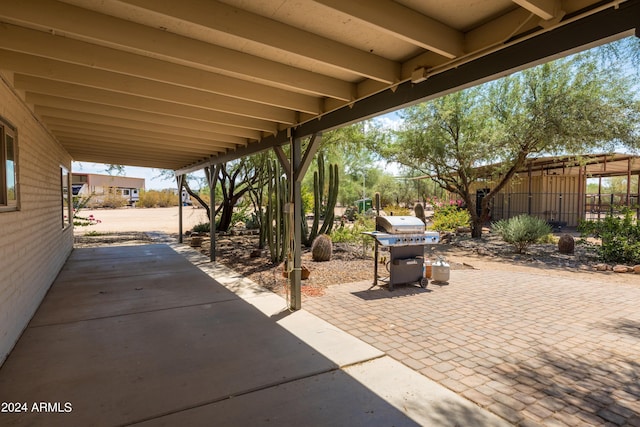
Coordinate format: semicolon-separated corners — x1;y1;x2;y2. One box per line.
303;269;640;426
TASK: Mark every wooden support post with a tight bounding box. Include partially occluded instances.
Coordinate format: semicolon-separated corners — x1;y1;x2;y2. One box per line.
577;166;583;224
527;163;533;215
287;132;323;311
205;165;220;262
598;176;602;221
627;158;632;207
290;135;302;311
637;169;640;221
176;174;184;243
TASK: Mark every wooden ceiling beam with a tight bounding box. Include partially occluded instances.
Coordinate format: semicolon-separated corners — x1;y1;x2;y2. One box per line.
113;0;399;84
39;112;245;148
0;0;354;100
46;120;240;149
0;30;321;114
25;94;261;140
52;128;231;154
313;0;464;58
512;0;561;21
11;70;297;124
15;78;279;133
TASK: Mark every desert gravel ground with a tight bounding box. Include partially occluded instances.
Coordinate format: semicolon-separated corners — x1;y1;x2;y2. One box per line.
74;207;640;294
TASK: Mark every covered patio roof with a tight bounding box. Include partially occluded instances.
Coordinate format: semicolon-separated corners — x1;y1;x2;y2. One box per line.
1;0;639;173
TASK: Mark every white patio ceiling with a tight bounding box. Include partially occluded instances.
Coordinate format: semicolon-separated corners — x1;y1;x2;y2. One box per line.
0;0;638;173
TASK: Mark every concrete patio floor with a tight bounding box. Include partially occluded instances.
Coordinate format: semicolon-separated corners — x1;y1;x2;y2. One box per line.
0;243;507;427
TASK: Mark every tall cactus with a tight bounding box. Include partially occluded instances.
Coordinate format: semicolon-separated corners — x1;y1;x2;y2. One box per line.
414;202;426;225
304;152;339;246
265;159;288;263
264;152;340;258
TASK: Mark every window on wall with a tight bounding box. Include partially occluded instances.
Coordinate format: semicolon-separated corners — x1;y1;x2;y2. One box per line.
1;117;18;210
61;166;71;228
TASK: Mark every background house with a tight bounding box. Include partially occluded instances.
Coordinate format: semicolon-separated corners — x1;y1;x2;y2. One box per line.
72;173;145;206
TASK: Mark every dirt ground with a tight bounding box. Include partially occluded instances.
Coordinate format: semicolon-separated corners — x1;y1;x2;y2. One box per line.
74;207;640;297
73;206;210;234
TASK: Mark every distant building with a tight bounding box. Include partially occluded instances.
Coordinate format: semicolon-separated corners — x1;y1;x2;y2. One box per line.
72;173;145;205
470;153;640;227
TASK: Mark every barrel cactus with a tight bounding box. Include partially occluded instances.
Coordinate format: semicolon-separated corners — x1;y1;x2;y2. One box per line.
311;234;333;262
558;233;575;254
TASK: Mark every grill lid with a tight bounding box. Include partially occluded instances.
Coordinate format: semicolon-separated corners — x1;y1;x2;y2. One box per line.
376;216;425;234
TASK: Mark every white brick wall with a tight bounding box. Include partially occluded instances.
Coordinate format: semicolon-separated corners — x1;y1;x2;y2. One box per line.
0;73;74;366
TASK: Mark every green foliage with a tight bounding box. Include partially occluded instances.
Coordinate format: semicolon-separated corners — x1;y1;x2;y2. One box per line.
431;205;471;232
373;40;640;238
192;222;210;233
331;215;374;246
100;188;128;208
538;233;558;244
385;205;410;216
578;208;640;264
72;195;101;227
301;187;313;215
492;215;553;254
245;212;261;230
137;190;179;208
231;202;252;226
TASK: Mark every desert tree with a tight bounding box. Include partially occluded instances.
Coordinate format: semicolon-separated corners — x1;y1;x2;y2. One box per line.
381;39;640;237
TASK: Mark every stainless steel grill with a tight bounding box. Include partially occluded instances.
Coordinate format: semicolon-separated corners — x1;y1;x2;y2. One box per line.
363;216;439;290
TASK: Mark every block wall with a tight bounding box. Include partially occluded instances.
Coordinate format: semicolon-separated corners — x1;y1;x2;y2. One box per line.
0;72;73;366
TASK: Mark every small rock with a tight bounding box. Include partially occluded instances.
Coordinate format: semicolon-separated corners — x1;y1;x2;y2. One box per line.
634;265;640;274
476;248;490;256
613;265;628;273
595;264;609;271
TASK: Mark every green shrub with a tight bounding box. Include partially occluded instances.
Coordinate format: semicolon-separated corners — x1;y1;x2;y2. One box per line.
331;214;374;245
492;215;552;254
385;205;410;216
578;208;640;264
100;192;128;208
137;190;179;208
192;222;210;233
228;202;252;226
538;233;558;244
431;205;470;232
245;212;260;230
